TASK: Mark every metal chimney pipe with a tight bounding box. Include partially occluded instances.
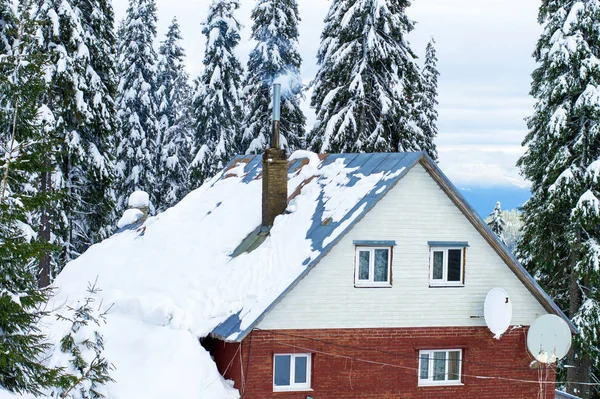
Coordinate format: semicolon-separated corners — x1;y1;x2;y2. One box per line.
272;83;281;149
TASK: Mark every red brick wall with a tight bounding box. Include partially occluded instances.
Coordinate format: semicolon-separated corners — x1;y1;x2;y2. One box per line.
207;327;555;399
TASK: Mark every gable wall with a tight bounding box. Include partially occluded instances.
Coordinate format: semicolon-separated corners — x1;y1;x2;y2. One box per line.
257;164;547;330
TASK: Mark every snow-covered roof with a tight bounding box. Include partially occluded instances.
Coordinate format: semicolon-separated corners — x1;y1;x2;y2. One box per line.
23;151;574;399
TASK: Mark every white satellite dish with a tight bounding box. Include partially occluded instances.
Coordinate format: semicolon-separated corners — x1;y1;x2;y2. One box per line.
527;314;572;364
484;288;513;339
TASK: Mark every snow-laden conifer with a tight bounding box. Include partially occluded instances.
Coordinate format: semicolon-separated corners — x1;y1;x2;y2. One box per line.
416;38;439;160
27;0;117;272
155;18;192;211
0;0;16;56
115;0;160;212
66;0;118;254
517;1;600;396
25;0;79;275
52;281;114;399
190;0;243;187
241;0;305;154
487;201;506;245
308;0;424;154
0;7;60;391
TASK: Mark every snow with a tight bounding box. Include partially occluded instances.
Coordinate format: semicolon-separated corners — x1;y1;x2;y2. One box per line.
128;190;150;208
0;152;412;399
563;2;584;34
576;190;600;217
549;167;574;192
117;208;144;228
587;159;600;179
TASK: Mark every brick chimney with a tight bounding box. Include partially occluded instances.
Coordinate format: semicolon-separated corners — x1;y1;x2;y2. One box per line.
262;83;288;228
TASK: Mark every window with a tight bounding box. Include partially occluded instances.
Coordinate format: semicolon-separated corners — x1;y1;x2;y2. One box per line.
429;247;464;286
418;349;462;386
273;354;311;392
354;246;392;287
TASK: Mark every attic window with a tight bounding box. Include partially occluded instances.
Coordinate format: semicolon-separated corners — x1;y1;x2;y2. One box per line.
428;243;467;287
354;241;394;287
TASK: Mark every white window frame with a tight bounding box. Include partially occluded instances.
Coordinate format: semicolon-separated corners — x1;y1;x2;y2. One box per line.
354;246;392;287
273;353;312;392
418;349;463;386
429;247;465;287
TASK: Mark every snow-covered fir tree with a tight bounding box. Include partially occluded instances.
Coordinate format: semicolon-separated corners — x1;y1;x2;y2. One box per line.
52;281;114;398
0;7;59;392
0;0;16;55
487;201;506;245
416;38;439;161
27;0;117;278
241;0;305;154
485;209;523;254
308;0;426;154
190;0;243;187
517;1;600;396
155;18;192;211
115;0;160;212
155;19;192;211
70;0;119;248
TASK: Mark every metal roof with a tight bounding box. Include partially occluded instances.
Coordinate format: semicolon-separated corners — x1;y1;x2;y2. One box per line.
556;390;582;399
211;152;577;341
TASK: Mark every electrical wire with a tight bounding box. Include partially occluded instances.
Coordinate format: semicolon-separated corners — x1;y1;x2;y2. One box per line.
274;340;600;387
255;328;541;372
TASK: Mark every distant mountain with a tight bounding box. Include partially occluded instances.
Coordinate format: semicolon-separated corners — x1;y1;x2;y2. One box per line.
459;186;531;218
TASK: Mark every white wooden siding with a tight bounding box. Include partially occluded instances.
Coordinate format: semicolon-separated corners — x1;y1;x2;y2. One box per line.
257;164;547;330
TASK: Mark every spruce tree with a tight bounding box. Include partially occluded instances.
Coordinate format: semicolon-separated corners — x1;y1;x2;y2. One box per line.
308;0;425;154
241;0;305;154
28;0;117;277
487;201;506;245
0;0;16;55
70;0;118;249
416;38;439;161
155;18;192;211
52;281;114;398
0;5;59;392
190;0;243;187
517;1;600;396
115;0;160;212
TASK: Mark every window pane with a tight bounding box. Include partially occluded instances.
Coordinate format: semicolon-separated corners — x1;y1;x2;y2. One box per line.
294;356;307;384
447;250;462;282
358;251;370;280
419;353;430;380
448;351;460;380
274;355;291;386
433;352;446;381
374;249;389;282
432;251;444;280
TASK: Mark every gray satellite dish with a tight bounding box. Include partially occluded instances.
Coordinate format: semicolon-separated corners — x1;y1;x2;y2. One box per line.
484;288;512;339
527;314;572;364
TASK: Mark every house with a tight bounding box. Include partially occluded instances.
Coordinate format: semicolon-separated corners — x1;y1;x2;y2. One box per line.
200;150;576;399
28;146;576;399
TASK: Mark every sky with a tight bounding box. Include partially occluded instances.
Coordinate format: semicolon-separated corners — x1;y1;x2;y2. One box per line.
113;0;542;189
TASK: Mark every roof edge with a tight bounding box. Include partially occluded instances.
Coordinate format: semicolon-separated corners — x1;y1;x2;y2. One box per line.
418;155;578;335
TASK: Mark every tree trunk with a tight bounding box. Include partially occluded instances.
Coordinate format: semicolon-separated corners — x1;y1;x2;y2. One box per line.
38;170;51;288
566;254;591;398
